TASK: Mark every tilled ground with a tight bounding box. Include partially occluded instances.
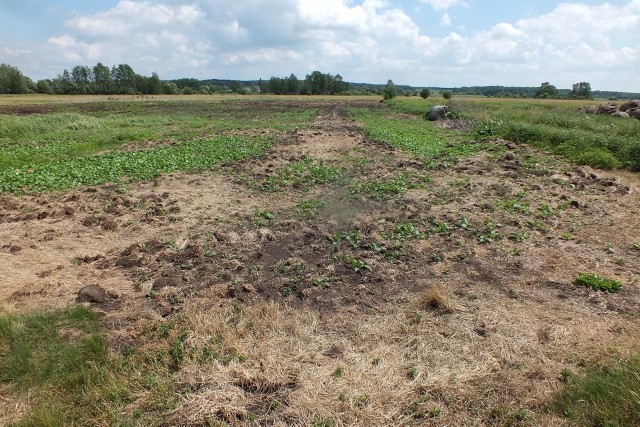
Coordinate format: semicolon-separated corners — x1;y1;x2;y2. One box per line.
1;102;639;426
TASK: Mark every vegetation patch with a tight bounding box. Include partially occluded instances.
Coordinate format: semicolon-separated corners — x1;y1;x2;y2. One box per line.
555;354;640;427
0;135;271;193
574;273;623;293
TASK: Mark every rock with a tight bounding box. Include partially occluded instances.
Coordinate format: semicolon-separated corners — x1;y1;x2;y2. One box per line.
152;277;181;290
578;105;597;114
9;245;22;254
426;106;449;121
597;103;618;115
77;284;109;303
612;111;630;119
629;109;640;120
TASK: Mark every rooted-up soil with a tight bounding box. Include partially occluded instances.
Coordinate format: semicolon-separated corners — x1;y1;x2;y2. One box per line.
1;101;639;426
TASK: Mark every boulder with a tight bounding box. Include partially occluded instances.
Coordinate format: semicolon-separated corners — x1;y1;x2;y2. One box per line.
597;103;618;115
427;105;449;121
77;284;109;303
612;111;630;119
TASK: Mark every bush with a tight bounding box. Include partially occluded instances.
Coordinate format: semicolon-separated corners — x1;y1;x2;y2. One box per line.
442;91;452;100
420;88;430;99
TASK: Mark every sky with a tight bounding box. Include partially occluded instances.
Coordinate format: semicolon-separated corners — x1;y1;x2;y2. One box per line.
0;0;639;91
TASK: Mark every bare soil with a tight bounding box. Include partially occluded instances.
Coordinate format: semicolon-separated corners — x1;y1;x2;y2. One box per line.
1;102;639;425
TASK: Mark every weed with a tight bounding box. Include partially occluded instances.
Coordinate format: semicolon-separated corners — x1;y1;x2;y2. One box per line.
508;231;530;242
574;273;622;293
502;194;530;213
476;219;503;244
407;367;419;380
294;198;327;219
331;366;344;379
390;222;426;240
342;255;371;273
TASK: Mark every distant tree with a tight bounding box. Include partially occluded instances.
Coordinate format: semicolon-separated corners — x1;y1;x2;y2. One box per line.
36;79;53;94
383;79;397;100
93;62;112;94
442;90;452;100
71;65;92;93
286;74;300;95
148;72;162;95
534;82;558;98
0;63;28;94
420;88;430;99
162;81;179;95
570;82;592;100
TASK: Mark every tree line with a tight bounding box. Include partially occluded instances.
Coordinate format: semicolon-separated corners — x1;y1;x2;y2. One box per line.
265;71;349;95
0;62;168;95
2;62;638;99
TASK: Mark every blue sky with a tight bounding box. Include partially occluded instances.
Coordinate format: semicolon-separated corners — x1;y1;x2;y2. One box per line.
1;0;639;91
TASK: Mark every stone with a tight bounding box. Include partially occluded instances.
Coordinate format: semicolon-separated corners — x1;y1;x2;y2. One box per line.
426;105;449;121
152;277;181;291
77;284;109;303
612;111;630;119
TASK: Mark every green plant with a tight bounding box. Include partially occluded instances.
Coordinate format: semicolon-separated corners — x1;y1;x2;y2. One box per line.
331;366;344;378
342;255;370;273
574;273;622;293
555;353;640;426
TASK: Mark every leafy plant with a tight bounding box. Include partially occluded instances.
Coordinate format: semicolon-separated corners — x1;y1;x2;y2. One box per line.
574;273;622;293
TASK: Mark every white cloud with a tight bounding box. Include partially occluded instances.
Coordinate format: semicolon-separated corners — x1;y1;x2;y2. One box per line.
420;0;468;11
5;0;634;91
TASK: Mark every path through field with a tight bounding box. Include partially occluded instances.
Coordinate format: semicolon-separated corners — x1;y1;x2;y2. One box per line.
1;101;639;425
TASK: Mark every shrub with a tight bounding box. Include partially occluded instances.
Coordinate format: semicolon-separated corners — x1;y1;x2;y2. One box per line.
442;91;452;100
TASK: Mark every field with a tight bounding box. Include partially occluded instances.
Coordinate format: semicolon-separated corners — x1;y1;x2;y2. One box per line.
0;95;639;426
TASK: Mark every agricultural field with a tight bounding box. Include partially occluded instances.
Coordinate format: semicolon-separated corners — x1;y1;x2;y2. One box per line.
0;95;639;426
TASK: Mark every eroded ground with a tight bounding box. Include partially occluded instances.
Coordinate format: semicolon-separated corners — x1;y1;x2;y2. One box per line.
1;102;639;426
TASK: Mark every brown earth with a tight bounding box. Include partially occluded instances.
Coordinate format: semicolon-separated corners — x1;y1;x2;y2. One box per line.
0;102;639;425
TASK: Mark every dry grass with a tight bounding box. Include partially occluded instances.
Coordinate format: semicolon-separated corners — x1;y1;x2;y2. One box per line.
152;287;639;426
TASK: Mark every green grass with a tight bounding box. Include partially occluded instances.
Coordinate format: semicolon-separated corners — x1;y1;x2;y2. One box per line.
260;156;343;193
0;306;180;426
0;135;271;193
0;101;318;193
574;273;623;293
389;97;640;171
556;354;640;427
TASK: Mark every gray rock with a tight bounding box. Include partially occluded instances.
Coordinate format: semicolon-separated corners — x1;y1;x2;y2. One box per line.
427;106;449;121
612;111;630;119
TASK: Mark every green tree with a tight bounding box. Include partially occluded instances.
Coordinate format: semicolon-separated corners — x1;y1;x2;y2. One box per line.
162;81;179;95
286;74;300;95
420;88;430;99
36;79;53;94
148;72;162;95
570;82;592;100
0;63;28;94
93;63;112;94
535;82;558;98
442;90;452;100
383;79;396;100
